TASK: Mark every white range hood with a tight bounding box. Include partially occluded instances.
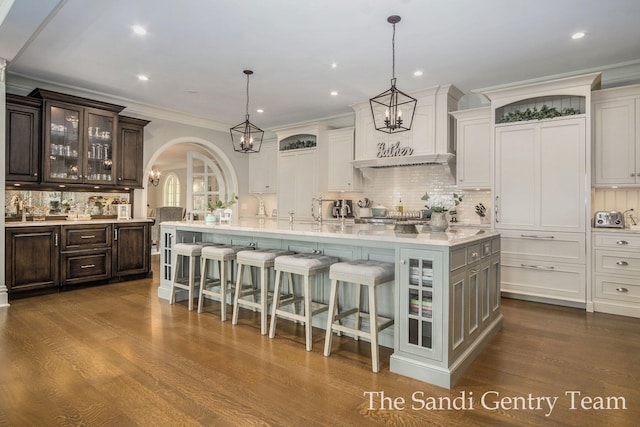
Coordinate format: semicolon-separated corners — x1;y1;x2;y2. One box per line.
351;84;463;169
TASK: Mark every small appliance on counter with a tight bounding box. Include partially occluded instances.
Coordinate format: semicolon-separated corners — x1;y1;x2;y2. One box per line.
332;200;354;218
594;211;624;228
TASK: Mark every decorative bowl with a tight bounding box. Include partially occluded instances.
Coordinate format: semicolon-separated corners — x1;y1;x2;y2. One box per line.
371;206;388;218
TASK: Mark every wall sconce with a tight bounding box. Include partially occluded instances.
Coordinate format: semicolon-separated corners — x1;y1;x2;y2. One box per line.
148;170;161;186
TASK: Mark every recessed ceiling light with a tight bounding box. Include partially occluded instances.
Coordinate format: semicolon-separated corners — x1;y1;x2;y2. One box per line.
330;91;338;96
331;62;337;69
137;74;149;81
257;109;264;113
413;70;424;77
571;31;585;40
132;25;147;35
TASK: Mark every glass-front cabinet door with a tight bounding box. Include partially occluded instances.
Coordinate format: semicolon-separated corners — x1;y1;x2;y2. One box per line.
85;108;116;184
398;248;443;361
45;103;83;182
43;101;118;185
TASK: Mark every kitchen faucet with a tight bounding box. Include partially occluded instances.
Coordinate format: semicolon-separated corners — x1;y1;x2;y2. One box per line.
311;195;336;225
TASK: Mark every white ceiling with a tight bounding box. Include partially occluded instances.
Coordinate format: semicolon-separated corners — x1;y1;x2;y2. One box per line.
2;0;640;131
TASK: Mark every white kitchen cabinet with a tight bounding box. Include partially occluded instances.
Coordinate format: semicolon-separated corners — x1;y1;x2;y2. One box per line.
494;117;586;232
592;231;640;318
592;85;640;186
249;140;277;193
451;107;491;189
327;127;362;192
277;148;317;221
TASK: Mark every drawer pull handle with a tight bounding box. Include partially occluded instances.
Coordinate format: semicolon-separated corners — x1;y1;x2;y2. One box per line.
80;235;96;239
471;252;479;258
616;287;629;293
80;264;96;269
521;264;555;270
521;235;554;239
616;240;629;245
616;261;629;266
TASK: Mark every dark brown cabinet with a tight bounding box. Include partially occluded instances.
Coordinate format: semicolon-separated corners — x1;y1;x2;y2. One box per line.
117;116;150;188
30;89;125;186
5;94;41;183
6;221;151;297
60;223;112;286
5;226;59;293
113;222;151;277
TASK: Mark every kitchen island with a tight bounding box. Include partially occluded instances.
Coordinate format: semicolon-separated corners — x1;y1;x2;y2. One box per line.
159;219;502;388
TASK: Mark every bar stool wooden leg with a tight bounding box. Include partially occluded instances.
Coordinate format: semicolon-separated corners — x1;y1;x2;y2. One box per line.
303;274;313;351
268;269;283;339
353;283;362;341
219;258;227;320
369;284;380;373
197;257;209;313
323;278;339;357
232;264;244;325
169;252;180;305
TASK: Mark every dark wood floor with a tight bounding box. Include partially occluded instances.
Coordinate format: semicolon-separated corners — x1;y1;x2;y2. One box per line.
1;256;639;426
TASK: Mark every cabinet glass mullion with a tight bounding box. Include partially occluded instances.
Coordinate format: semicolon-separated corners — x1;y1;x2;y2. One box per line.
407;257;434;350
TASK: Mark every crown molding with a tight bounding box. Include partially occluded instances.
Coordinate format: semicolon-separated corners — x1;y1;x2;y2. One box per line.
6;72;232;132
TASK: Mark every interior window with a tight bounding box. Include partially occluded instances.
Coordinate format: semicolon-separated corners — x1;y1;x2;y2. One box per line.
164;173;180;206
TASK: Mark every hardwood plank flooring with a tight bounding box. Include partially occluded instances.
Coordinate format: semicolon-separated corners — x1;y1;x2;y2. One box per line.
1;256;639;426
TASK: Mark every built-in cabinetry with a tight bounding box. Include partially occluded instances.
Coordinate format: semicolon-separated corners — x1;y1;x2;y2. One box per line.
5;89;149;190
326;127;362;192
5;226;60;293
274;123;327;221
592;84;640;186
392;236;501;388
451;107;491;189
486;73;600;306
31;89;125;186
249;139;277;193
116;116;151;188
5;221;151;298
592;231;640;318
351;85;463;168
5;94;42;183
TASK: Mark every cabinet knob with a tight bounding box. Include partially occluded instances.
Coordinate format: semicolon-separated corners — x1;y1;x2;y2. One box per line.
34;172;38;177
400;260;406;264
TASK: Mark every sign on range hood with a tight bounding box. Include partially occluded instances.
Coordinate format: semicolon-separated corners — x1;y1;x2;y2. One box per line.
351;84;463;169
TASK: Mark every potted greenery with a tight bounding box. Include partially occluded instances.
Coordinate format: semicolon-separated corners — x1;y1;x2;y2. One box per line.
421;192;463;232
206;193;238;223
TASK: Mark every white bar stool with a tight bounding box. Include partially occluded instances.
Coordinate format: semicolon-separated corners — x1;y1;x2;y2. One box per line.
269;253;339;351
323;260;395;373
169;243;207;311
232;248;294;335
197;244;246;320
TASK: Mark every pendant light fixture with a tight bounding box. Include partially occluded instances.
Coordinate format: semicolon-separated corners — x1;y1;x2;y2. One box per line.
369;15;417;134
230;70;264;153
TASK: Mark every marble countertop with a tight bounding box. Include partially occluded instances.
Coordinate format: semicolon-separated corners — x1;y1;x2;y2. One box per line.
5;218;153;227
163;219;498;247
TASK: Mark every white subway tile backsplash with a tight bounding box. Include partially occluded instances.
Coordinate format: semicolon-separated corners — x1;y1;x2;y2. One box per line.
329;164;491;223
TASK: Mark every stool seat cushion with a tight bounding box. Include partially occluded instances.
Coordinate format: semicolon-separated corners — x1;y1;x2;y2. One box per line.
174;243;205;256
236;249;293;263
275;253;339;272
330;260;395;285
201;245;245;258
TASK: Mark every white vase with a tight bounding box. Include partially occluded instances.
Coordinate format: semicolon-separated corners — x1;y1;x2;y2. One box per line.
430;212;448;232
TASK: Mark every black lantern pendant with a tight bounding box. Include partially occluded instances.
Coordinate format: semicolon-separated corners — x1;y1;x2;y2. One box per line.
369;15;417;134
230;70;264;153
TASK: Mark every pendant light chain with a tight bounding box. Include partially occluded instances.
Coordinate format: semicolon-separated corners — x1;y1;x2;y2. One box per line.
245;72;250;119
391;20;396;81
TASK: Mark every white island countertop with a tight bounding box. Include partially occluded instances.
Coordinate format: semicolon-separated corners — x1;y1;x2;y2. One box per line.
162;218;497;247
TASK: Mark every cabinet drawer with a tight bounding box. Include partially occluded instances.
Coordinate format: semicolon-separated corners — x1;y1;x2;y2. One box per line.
62;224;112;250
593;232;640;250
594;249;640;275
501;255;585;302
501;231;585;264
61;249;111;285
595;275;640;304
